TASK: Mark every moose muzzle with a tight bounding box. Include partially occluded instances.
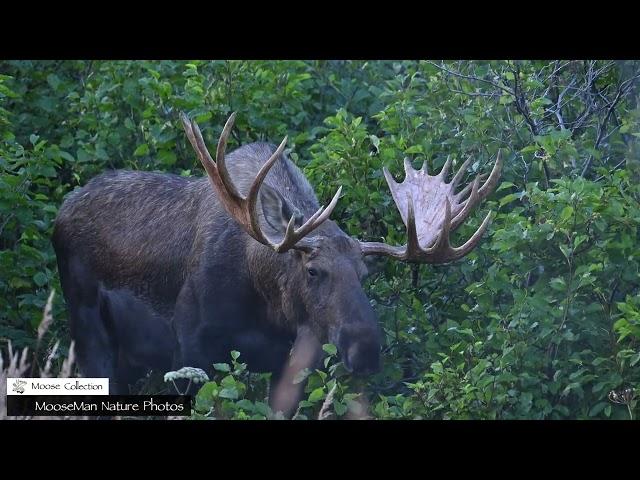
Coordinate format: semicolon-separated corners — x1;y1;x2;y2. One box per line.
337;320;382;376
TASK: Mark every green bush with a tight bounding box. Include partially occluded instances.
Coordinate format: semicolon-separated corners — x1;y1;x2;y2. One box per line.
1;60;638;419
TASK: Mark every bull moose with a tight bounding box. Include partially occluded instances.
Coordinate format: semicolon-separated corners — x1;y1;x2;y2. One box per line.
52;112;501;415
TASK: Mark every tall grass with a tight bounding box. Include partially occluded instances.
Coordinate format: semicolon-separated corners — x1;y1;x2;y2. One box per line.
1;290;85;420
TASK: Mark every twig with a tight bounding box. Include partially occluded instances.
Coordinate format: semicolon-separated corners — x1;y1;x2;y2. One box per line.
426;61;514;96
594;158;628;182
318;383;338;420
580;72;640;177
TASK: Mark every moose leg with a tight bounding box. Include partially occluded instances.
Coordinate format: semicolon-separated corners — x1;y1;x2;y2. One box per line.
170;279;217;395
98;287;175;395
270;324;322;418
66;301;120;393
59;256;121;394
113;351;145;395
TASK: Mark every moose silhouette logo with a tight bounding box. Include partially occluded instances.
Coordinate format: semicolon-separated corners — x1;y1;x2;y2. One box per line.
12;379;27;394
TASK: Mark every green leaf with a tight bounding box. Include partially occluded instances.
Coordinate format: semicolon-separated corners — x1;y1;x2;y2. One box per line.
221;375;236;388
33;272;48;287
550;277;566;291
589;402;608;417
405;145;423;155
334;401;348;416
369;135;380;152
194;111;212;123
95;146;108;161
308;388;325;403
58;151;75;163
76;148;91;163
213;363;230;372
194;381;218;413
520;145;538;154
497;181;516;192
560;206;574;222
254;402;271;417
322;344;337;356
499;193;518;207
219;387;239;400
134;143;149;156
573;235;588;249
235;399;255;412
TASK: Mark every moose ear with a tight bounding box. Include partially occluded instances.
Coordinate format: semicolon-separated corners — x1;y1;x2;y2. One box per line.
259;184;303;234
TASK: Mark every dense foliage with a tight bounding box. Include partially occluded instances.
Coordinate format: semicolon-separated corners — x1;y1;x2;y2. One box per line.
1;60;638;419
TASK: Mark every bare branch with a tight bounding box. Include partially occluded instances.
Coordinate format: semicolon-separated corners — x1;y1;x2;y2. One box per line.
426;61;514;96
580;70;640;177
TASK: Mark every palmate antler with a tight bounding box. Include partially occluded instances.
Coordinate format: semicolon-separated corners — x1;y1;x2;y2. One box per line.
180;112;342;253
359;152;502;263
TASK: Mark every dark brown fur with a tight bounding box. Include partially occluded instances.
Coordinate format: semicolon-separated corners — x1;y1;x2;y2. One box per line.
52;142;381;411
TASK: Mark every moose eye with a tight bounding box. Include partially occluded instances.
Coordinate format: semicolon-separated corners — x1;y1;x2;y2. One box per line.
307;267;318;277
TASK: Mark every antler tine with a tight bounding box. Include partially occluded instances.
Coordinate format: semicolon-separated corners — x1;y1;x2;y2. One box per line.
439;155;452;179
181;113;215;176
277;186;343;252
180;112;196;149
279;211;310;252
406;193;420;257
457;172;489;201
451;155;473;189
214;112;243;202
186;113;245;205
252;138;342;252
426;197;452;258
191;120;216;168
248;135;288;203
477;149;503;200
454;151;501;202
247;136;288;240
451;176;480;230
403;158;415;177
310;185;342;228
447;210;493;260
181;112;342;254
383;166;398;186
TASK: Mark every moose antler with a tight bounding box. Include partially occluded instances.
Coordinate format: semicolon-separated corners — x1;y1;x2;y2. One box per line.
359;151;502;263
180;112;342;253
